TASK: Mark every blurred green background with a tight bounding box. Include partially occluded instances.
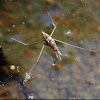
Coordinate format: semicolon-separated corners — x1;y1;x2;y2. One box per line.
0;0;100;99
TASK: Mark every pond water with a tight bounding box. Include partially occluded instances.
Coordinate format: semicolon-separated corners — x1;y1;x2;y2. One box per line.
0;0;100;99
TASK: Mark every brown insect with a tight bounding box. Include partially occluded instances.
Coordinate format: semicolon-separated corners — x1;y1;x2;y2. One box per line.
11;12;93;84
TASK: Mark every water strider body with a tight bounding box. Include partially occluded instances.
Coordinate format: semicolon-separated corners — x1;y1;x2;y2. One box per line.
42;31;62;60
42;31;58;50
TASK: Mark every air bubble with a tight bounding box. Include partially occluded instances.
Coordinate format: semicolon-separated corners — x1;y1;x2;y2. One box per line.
65;30;72;35
22;22;25;24
28;95;34;99
12;25;15;27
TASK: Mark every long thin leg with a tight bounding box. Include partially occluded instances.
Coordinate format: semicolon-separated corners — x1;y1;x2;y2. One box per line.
11;38;43;46
52;51;58;66
27;40;43;46
53;58;58;66
23;44;45;84
54;38;93;52
29;44;45;73
52;50;63;66
47;12;56;37
61;53;68;57
11;38;28;45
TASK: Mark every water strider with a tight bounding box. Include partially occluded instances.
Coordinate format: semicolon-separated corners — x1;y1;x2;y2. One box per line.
11;12;95;84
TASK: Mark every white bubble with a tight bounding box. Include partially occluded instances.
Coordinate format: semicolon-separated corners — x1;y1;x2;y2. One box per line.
8;29;10;31
65;30;72;35
52;63;55;66
28;95;34;99
22;22;25;24
52;78;55;80
12;25;15;27
10;65;15;70
17;66;19;72
80;41;83;43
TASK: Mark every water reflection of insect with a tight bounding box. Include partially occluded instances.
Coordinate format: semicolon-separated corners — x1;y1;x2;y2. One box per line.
11;12;94;84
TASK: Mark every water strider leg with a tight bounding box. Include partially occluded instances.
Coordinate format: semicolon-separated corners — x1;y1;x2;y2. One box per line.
54;38;93;52
61;53;68;57
52;50;64;66
11;38;43;46
11;38;28;45
52;51;59;66
27;40;43;45
29;44;45;73
47;12;56;37
53;57;58;66
52;52;69;66
23;44;45;84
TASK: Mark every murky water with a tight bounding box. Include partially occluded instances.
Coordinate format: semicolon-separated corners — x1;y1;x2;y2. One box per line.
0;0;100;99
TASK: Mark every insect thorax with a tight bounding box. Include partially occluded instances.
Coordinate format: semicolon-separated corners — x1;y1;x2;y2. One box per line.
44;36;58;51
